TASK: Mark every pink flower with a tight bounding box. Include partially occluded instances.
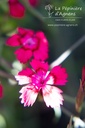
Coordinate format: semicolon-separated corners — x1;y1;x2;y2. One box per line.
0;84;3;98
8;0;25;18
15;59;68;108
28;0;39;7
6;27;49;63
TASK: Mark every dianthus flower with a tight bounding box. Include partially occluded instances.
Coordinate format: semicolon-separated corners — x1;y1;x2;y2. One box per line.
15;59;68;108
0;84;3;98
8;0;25;18
6;27;49;63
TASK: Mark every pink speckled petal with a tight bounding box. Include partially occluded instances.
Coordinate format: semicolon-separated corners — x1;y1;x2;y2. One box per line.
15;75;31;85
19;85;38;106
42;85;63;108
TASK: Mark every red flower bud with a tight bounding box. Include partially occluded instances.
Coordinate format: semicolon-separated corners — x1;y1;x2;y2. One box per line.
8;0;25;18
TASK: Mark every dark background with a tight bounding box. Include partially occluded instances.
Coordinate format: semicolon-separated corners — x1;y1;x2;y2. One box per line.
0;0;85;127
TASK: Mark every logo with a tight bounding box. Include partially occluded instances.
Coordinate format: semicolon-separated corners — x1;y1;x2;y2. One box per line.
45;4;54;18
44;4;82;27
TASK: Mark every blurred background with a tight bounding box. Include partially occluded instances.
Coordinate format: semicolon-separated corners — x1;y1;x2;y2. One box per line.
0;0;85;128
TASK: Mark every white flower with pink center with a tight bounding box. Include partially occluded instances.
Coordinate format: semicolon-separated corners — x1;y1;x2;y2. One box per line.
15;59;68;108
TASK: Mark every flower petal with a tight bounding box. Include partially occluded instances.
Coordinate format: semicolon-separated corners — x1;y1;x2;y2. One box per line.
30;59;49;71
15;48;32;63
6;34;20;47
33;50;49;61
18;27;34;36
33;31;49;60
15;75;31;85
19;85;38;106
35;31;49;52
45;74;54;85
50;66;68;85
42;85;63;108
18;68;34;76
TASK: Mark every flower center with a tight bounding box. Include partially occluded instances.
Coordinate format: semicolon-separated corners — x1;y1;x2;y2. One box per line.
25;38;35;46
22;37;38;50
32;72;46;91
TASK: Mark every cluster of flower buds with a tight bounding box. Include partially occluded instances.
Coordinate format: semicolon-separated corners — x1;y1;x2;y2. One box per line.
6;27;68;108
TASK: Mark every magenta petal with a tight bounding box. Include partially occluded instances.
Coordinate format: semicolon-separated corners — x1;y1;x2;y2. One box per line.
18;27;34;36
6;34;20;47
15;48;32;63
36;31;49;50
9;1;25;18
36;41;49;60
18;27;27;35
35;31;45;39
34;31;49;60
18;68;34;76
39;39;49;53
30;59;49;71
34;50;48;60
50;66;68;85
35;31;49;48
